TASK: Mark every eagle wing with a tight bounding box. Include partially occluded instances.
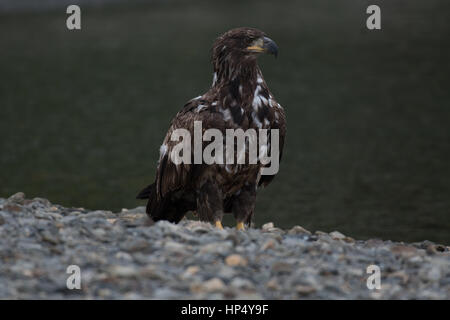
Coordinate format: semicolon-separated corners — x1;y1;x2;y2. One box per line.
147;96;286;196
154;97;212;199
258;103;286;188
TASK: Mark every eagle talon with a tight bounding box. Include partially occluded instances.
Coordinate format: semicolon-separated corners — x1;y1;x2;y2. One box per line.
236;222;245;230
215;221;224;229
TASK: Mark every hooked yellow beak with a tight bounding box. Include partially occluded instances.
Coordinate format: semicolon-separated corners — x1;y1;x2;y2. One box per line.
246;36;278;57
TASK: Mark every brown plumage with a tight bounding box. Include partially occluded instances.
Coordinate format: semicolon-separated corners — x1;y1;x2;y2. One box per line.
137;27;286;229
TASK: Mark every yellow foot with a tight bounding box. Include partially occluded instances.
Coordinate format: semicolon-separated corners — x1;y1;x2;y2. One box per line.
236;222;245;230
215;221;224;229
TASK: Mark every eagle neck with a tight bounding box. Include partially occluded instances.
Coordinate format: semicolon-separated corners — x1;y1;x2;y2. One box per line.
213;54;261;82
212;60;265;108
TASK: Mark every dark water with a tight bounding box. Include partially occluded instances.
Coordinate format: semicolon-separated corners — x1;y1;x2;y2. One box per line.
1;0;449;243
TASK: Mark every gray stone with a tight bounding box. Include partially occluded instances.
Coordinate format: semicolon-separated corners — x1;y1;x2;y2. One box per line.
7;192;25;204
1;194;449;300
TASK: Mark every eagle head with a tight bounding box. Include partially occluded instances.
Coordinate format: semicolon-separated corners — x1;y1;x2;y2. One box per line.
211;27;278;85
212;27;278;61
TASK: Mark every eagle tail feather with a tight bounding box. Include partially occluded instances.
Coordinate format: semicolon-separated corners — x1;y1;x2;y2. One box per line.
137;182;186;223
136;183;154;199
146;190;195;224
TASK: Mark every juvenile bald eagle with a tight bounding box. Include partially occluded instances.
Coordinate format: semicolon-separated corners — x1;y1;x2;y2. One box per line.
137;27;286;230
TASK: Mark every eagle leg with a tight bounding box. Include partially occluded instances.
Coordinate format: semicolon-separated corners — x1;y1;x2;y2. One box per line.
215;221;224;229
197;181;224;228
232;184;257;230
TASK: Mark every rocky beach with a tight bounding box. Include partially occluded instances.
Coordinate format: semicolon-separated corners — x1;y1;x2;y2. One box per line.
0;192;448;299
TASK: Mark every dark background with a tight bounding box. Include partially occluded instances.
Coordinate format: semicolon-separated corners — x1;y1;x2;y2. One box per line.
1;0;449;243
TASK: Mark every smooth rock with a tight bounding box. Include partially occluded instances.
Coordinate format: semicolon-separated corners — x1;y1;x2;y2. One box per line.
225;254;248;267
330;231;346;240
191;278;226;293
7;192;25;204
288;225;311;235
262;222;274;230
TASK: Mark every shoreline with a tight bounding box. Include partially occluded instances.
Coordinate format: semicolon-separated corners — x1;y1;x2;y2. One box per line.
0;192;449;299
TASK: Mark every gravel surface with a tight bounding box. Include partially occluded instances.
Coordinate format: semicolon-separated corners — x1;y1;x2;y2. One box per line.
0;192;449;299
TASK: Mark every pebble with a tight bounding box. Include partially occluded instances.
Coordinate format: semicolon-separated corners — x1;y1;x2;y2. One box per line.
183;266;200;277
109;266;138;278
271;262;293;274
260;238;277;251
288;225;312;235
266;278;280;290
115;252;133;261
40;230;60;245
390;245;419;258
200;241;233;254
191;278;226;293
295;284;317;295
262;222;274;230
329;231;346;240
8;192;25;204
0;193;448;299
217;266;235;279
225;254;248;267
230;278;254;289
